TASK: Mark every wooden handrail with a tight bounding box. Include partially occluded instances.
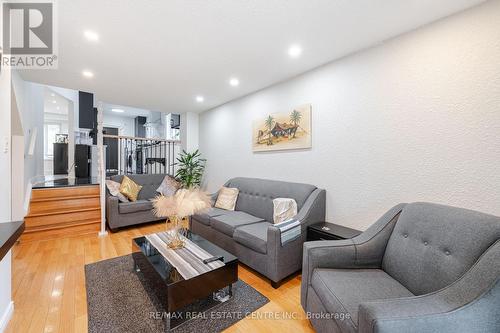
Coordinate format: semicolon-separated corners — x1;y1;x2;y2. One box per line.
102;134;180;143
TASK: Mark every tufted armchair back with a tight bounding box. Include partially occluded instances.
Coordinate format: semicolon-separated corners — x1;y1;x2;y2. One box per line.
224;177;317;222
382;202;500;295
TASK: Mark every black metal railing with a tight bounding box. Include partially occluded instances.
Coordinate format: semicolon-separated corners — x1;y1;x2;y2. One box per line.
103;135;181;176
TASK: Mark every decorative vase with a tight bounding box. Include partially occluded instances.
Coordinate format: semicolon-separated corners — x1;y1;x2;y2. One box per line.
167;216;186;249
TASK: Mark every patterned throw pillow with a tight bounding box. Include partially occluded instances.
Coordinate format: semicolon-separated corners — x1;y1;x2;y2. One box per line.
273;198;297;224
105;180;129;203
214;187;239;211
156;175;181;197
119;176;143;202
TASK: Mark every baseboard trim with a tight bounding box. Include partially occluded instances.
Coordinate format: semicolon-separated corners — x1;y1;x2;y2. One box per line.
0;301;14;333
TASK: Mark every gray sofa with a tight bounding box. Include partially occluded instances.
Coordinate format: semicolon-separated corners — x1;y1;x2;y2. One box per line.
106;174;167;231
301;202;500;333
190;177;326;288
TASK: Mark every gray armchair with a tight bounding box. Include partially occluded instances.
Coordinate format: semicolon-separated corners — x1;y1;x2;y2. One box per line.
301;202;500;333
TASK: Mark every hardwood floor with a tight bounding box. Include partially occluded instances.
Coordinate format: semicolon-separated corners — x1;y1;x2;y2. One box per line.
5;222;315;333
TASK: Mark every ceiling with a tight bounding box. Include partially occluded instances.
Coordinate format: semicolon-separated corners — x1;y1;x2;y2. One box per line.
102;103;153;118
20;0;487;114
44;87;69;115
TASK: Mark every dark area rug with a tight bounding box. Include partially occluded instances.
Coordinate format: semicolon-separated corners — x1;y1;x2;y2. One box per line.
85;254;269;333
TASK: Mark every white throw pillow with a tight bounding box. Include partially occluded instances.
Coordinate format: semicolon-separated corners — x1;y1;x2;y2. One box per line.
273;198;297;224
156;175;181;197
106;180;129;203
214;187;239;211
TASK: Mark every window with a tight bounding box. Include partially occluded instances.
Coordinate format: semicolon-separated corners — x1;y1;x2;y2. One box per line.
44;123;61;159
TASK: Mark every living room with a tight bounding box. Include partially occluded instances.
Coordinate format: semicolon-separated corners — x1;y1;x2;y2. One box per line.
0;0;499;332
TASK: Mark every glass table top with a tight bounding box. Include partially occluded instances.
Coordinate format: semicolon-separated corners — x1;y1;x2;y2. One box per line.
133;231;237;285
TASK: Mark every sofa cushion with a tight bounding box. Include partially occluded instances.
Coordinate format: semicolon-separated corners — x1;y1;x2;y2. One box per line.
311;268;413;332
156;175;180;197
192;207;228;226
225;177;316;222
105;180;129;203
233;221;271;254
119;200;153;214
119;176;143;201
382;202;500;295
211;211;264;237
214;187;239;211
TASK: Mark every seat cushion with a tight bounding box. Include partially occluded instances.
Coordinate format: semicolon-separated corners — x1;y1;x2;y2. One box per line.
211;211;265;237
118;200;153;214
311;268;414;332
192;207;228;226
233;221;271;254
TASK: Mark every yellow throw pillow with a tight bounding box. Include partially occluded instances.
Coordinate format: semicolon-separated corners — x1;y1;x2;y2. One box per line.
214;187;239;211
119;176;143;202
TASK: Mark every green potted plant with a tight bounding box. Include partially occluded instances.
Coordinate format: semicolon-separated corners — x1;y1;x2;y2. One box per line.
174;149;206;189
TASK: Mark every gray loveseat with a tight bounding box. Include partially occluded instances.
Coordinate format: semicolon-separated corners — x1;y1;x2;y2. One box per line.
191;177;326;288
301;202;500;333
106;174;167;231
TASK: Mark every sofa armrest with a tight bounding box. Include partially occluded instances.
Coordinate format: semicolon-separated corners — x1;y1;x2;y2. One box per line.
266;225;305;283
296;188;326;230
106;195;120;230
358;240;500;333
300;203;406;308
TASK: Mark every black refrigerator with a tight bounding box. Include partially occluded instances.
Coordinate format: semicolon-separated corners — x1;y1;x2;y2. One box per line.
53;143;68;174
75;144;91;178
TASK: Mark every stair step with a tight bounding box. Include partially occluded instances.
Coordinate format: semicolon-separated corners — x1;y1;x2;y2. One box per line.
25;209;102;228
24;184;102;242
28;196;100;215
30;194;100;202
31;185;100;200
25;219;101;233
26;207;100;218
20;221;101;242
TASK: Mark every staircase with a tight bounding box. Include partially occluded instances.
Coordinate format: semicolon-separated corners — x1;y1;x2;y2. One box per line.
22;185;101;242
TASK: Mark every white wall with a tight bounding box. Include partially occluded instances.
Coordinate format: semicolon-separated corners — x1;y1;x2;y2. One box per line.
199;0;500;230
11;72;44;185
103;114;135;136
0;48;14;332
0;58;13;223
47;85;79;177
11;87;25;221
181;112;199;152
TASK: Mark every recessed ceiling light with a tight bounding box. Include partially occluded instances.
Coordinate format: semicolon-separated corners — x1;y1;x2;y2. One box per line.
52;100;57;104
84;30;99;42
82;70;94;78
56;106;60;110
229;78;239;87
288;44;302;58
51;93;55;97
195;96;204;103
111;108;124;113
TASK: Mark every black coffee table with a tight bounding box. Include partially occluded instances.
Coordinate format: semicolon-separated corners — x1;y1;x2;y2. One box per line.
132;231;238;330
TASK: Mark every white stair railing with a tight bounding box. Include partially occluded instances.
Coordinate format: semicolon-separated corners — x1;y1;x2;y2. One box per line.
103;134;181;176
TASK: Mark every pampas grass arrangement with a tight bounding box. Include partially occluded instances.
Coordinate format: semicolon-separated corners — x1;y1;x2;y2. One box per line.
152;188;211;219
152;188;211;249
